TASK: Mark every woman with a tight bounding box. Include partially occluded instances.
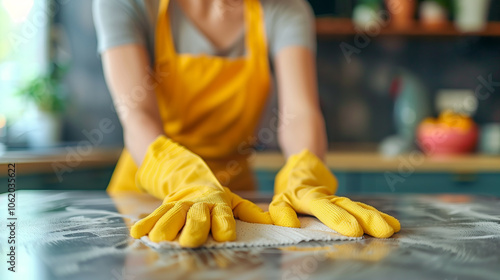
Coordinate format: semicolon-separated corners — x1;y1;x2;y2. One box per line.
93;0;400;248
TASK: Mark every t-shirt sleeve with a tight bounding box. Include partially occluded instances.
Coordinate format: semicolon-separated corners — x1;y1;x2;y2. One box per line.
93;0;146;54
264;0;316;58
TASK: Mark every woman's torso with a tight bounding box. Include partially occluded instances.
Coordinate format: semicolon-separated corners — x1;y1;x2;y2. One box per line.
95;0;315;63
94;0;315;191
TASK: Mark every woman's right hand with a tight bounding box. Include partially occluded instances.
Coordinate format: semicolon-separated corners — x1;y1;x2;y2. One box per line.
130;136;272;248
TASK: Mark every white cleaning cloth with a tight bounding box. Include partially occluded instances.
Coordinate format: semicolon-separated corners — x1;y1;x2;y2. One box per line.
141;216;361;249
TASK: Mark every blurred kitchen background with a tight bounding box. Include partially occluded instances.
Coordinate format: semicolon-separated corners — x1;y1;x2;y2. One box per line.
1;0;500;194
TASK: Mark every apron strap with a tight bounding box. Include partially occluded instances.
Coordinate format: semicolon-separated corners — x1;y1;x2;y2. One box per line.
156;0;175;64
244;0;268;62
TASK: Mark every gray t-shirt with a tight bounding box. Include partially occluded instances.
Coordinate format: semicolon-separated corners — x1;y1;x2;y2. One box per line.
93;0;315;60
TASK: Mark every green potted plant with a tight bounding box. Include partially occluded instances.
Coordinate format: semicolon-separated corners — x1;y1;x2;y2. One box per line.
17;62;68;147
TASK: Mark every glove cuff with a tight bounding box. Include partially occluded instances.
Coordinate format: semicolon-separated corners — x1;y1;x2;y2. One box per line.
274;149;337;195
136;136;222;199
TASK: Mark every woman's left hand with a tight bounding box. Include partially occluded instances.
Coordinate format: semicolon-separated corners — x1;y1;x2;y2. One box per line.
269;149;401;238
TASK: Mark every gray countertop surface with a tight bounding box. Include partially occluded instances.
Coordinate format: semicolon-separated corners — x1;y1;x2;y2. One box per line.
1;191;500;280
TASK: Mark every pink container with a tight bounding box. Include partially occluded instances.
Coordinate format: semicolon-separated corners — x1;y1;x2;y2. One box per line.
417;123;479;156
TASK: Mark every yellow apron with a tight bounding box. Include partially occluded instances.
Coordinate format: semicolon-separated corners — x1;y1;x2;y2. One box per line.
108;0;271;193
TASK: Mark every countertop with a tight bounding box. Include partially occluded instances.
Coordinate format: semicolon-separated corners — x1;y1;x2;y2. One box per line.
1;191;499;280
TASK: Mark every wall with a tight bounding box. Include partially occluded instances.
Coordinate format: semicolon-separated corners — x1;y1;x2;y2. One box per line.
53;0;500;148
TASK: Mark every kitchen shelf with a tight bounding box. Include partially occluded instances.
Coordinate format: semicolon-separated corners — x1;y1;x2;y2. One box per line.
316;18;500;37
253;152;500;173
3;148;500;175
0;148;122;175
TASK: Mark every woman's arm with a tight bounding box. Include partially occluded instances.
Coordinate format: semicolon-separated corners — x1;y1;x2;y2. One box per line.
274;46;328;160
272;48;401;238
101;44;164;165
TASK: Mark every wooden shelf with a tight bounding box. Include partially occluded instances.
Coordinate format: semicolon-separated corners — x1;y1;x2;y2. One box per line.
316;18;500;37
0;148;122;175
253;152;500;173
2;148;500;175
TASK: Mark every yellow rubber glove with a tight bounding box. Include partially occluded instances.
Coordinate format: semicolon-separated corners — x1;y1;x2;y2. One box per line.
130;136;272;248
270;149;401;238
